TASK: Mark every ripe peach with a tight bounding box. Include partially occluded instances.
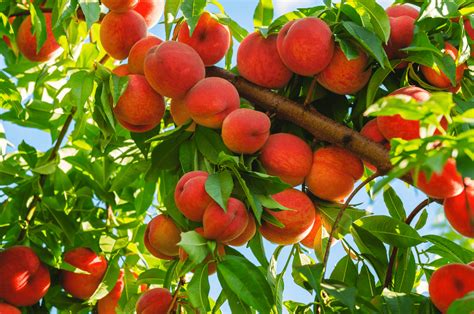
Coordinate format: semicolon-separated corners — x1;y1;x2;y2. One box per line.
128;36;163;74
144;41;205;98
444;184;474;237
259;133;313;186
237;32;292;88
277;18;335;76
112;64;131;76
386;4;419;19
300;210;322;248
226;216;257;246
17;13;60;62
0;303;21;314
170;97;196;130
203;198;249;242
221;108;270;154
305;146;364;201
377;86;430;140
421;42;466;88
2;17;15;48
144;215;181;258
0;246;51;306
415;158;464;199
317;46;372;94
113;75;165;133
61;248;107;300
97;269;125;314
100;10;147;60
174;171;212;222
360;119;390;171
260;189;316;245
178;12;230;66
134;0;165;28
384;16;415;62
429;263;474;312
185;77;240;128
136;288;173;314
102;0;138;12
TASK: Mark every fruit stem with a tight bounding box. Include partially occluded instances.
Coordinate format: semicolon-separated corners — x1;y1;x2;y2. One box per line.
168;276;186;314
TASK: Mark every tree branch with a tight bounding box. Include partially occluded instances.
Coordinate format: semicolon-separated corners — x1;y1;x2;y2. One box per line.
168;276;186;314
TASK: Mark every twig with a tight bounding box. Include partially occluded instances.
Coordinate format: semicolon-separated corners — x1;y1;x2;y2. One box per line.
304;76;318;107
168;276;186;314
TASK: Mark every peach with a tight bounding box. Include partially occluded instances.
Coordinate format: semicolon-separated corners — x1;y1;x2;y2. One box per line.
277;18;335;76
128;36;163;74
0;303;21;314
17;13;60;62
415;158;464;199
203;198;249;242
113;74;165;133
317;46;372;94
384;16;415;62
144;41;205;98
429;263;474;312
444;183;474;237
134;0;165;28
465;18;474;40
2;17;15;48
305;146;364;201
0;246;50;306
237;32;292;88
136;288;173;314
178;12;231;66
386;4;419;19
170;97;196;130
360;119;390;171
226;216;257;246
144;215;181;258
260;189;316;245
97;269;125;314
112;64;131;76
100;10;147;60
300;210;322;248
377;86;431;140
259;133;313;186
61;247;107;300
185;77;240;128
421;42;466;88
174;171;212;222
221;108;270;154
102;0;138;12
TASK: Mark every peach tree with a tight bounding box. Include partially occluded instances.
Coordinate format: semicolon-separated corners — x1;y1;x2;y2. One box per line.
0;0;473;313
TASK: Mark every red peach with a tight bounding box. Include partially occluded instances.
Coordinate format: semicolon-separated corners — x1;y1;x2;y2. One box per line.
221;108;270;154
113;75;165;133
174;171;212;222
0;303;21;314
134;0;165;28
237;32;292;89
112;64;131;76
144;41;205;98
465;18;474;40
300;210;323;248
384;16;415;62
360;119;390;171
136;288;173;314
203;198;249;242
145;215;181;257
259;133;313;186
102;0;138;12
185;77;240;128
226;216;257;246
277;18;335;76
128;36;163;74
421;42;466;88
61;248;107;300
260;189;316;245
170;97;196;131
0;246;51;306
386;5;419;19
415;158;464;199
97;269;125;314
444;184;474;237
100;10;147;60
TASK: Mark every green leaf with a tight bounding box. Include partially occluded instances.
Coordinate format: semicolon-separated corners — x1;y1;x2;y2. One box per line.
110;161;149;191
217;255;274;313
357;264;376;298
109;74;129;106
447;292;474;314
205;170;234;211
319;204;367;237
29;4;46;54
78;0;100;30
99;235;129;253
268;11;305;33
346;0;390;43
178;231;209;264
294;263;323;292
215;13;249;42
383;186;406;221
424;234;474;263
253;0;273;29
414;210;428;230
381;289;413;314
321;282;357;311
195;126;231;164
165;0;183;40
365;63;395;108
181;0;207;35
89;254;121;301
393;249;416;293
217;271;253;314
248;233;269;268
330;255;358;286
353;215;425;248
188;263;211;312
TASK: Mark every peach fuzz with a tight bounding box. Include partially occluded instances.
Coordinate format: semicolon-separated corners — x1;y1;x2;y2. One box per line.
0;246;51;306
174;171;212;222
317;46;372;95
134;0;165;28
128;36;163;74
226;216;257;246
386;4;419;19
415;158;464;199
144;41;205;98
377;86;431;140
145;215;181;257
259;133;313;186
300;210;323;248
100;10;147;60
170;98;196;131
260;189;316;245
113;75;165;133
97;269;125;314
421;42;466;88
305;146;363;202
61;247;107;300
444;183;474;237
203;198;249;242
237;32;292;89
178;12;231;66
112;64;131;76
185;77;240;129
0;303;21;314
277;18;335;76
17;13;60;62
102;0;138;12
429;263;474;312
136;288;173;314
221;108;270;154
